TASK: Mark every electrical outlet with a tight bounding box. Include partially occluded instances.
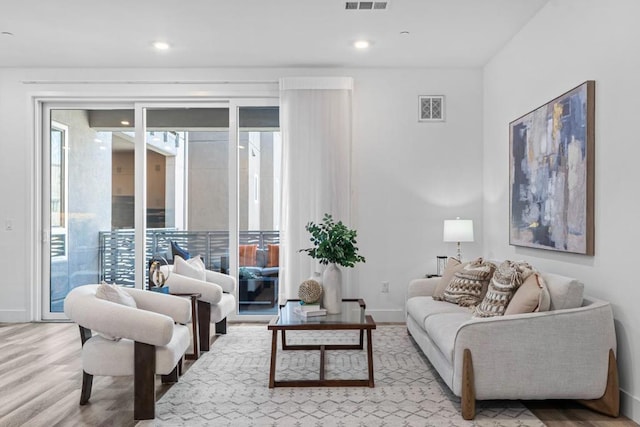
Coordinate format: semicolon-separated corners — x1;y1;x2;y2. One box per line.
381;281;389;293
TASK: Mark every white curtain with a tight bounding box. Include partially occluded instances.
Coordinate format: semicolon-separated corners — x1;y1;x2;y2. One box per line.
279;77;353;302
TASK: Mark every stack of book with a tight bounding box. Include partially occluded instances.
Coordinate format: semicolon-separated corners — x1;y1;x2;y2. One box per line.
293;303;327;318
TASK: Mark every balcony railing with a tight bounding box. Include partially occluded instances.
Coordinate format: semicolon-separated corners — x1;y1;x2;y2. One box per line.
98;229;279;287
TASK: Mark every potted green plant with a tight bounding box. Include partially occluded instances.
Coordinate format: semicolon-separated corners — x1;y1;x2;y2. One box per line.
300;213;365;313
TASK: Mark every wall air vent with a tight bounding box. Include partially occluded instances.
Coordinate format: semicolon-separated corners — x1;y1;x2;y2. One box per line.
345;1;388;10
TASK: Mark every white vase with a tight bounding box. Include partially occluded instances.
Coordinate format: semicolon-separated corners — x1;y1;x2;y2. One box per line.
322;263;342;314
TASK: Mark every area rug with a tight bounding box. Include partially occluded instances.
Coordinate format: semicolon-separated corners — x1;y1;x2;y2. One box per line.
146;325;543;426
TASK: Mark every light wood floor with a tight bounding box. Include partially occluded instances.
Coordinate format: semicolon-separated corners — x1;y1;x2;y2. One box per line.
0;322;636;427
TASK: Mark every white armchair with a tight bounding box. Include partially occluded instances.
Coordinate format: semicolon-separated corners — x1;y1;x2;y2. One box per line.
161;265;236;351
64;285;191;420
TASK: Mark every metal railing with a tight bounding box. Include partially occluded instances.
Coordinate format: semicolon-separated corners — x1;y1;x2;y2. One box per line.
98;229;279;287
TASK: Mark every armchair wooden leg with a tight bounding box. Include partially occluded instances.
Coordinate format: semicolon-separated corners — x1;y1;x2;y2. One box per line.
134;341;156;420
461;348;476;420
198;300;211;352
577;349;620;417
78;326;94;405
215;317;227;335
161;364;179;384
80;371;93;405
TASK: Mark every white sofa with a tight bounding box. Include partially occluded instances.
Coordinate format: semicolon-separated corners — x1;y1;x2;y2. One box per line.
406;271;619;420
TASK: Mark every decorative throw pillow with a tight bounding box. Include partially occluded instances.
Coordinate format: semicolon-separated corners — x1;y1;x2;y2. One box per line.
95;282;137;341
174;255;206;281
171;240;190;260
473;261;534;318
505;272;551;315
267;244;279;267
239;244;258;267
442;259;496;307
432;257;464;300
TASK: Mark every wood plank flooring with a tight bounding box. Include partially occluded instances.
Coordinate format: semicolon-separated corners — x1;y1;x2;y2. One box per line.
0;322;636;427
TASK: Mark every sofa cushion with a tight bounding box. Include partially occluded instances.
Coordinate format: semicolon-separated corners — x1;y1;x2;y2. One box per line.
540;272;584;310
239;244;258;266
256;249;268;268
432;257;464;300
504;272;551;315
474;261;534;318
442;259;496;307
406;296;471;328
424;312;473;362
267;244;279;267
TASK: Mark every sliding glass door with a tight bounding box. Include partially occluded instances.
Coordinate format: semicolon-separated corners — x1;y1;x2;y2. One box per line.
44;106;136;317
42;100;278;320
236;105;281;315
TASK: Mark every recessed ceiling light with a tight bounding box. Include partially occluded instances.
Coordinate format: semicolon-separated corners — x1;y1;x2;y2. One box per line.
120;120;130;125
152;41;170;51
354;40;370;49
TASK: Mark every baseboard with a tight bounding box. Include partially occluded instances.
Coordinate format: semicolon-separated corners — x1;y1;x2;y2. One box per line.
367;309;405;323
0;309;29;323
621;388;640;424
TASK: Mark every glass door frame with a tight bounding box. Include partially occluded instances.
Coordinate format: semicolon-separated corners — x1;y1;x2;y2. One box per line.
133;102;236;298
230;98;280;321
41;101;135;320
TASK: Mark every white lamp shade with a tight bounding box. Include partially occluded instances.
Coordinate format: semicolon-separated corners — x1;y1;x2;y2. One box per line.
443;219;474;242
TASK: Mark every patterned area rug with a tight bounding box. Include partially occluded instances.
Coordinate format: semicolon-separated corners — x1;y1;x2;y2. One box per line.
145;325;543;426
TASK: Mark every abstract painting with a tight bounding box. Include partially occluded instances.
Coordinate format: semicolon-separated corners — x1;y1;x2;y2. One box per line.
509;81;595;255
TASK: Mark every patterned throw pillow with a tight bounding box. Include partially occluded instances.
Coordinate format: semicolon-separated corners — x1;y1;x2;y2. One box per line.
473;261;534;318
442;259;496;307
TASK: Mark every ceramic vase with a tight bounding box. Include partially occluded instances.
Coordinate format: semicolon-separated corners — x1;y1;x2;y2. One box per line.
322;263;342;314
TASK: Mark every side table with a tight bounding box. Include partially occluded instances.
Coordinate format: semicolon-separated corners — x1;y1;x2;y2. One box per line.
170;292;202;360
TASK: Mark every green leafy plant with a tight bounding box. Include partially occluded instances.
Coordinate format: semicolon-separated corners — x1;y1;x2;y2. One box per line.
300;213;366;268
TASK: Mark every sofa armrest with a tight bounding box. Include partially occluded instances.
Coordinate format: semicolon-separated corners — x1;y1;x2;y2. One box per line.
451;299;616;400
408;277;440;298
205;269;236;294
165;272;223;305
124;287;191;324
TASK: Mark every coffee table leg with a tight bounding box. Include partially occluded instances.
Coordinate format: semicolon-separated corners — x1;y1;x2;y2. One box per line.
366;329;374;387
269;330;278;388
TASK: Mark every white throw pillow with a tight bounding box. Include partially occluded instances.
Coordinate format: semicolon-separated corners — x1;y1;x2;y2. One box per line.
95;282;137;340
174;255;206;281
96;282;137;308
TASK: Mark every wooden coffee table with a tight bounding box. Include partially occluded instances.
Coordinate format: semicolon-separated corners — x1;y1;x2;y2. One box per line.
267;299;376;388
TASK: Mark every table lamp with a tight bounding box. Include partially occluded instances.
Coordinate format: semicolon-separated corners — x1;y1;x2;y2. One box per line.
443;217;474;261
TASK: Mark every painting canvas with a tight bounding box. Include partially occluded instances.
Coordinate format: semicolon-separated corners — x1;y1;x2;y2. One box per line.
509;81;595;255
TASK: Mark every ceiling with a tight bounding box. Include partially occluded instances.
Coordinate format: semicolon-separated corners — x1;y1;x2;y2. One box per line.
0;0;548;68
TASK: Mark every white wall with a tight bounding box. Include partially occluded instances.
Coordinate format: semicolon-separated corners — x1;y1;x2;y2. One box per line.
351;69;484;318
0;66;483;324
483;0;640;421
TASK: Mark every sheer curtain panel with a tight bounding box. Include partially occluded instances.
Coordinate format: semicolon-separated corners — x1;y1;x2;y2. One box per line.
279;77;353;301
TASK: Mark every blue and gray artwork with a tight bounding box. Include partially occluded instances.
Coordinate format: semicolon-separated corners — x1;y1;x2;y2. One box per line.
510;83;591;254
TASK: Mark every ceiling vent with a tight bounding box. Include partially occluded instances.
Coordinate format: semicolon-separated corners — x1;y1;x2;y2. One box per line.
345;1;388;10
